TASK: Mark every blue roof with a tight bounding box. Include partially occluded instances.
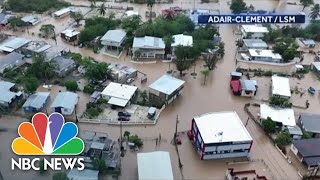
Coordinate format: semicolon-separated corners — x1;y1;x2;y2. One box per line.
51;92;78;109
23;92;50;109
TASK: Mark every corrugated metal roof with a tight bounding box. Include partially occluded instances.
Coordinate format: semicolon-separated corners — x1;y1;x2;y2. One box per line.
101;29;126;43
240;79;256;91
52;56;75;72
149;75;185;95
300;113;320;134
0;52;25;73
23;92;50;109
132;36;165;49
0;81;15;91
0;88;16;103
243;39;268;48
172;34;193;47
137;151;174;180
51;92;78;110
0;37;31;50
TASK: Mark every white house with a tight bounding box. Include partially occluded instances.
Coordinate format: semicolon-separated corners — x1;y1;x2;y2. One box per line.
21;15;40;26
101;29;127;56
132;36;165;59
242;39;268;51
241;25;269;39
60;29;80;42
50;92;78;115
54;7;78;18
239;79;257;97
101;82;138;107
171;34;193;56
259;104;296;128
137;151;174;180
271;75;291;98
248;49;282;63
191;111;253;160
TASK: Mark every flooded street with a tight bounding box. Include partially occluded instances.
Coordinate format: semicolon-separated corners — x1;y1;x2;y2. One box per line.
1;0;320;179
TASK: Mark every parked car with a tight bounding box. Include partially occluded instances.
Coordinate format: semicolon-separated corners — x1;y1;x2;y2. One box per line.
147;107;156;119
308;87;316;95
118;116;130;121
118;111;131;117
126;78;134;84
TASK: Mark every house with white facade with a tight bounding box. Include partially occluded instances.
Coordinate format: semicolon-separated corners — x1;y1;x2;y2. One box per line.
190;111;253;160
171;34;193;56
132;36;165;59
248;49;282;63
101;82;138;107
241;25;269;39
271;75;291;98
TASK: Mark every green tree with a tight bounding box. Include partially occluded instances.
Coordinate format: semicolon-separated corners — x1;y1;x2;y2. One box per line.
85;62;109;81
93;158;106;171
6;0;70;13
217;42;225;57
302;132;312;139
230;0;247;14
24;76;39;94
27;53;55;81
121;15;141;48
134;49;142;59
40;24;57;45
8;17;25;30
128;134;143;147
310;4;320;20
203;53;218;70
236;39;243;49
174;46;196;76
262;117;276;133
201;68;210;85
124;131;130;139
64;80;78;92
83;84;95;94
275;131;291;145
301;0;314;10
147;0;155;22
71;12;83;26
52;172;68;180
140;90;148;104
99;3;107;16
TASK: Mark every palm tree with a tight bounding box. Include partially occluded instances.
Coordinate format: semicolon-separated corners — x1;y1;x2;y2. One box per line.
147;0;155;22
163;9;177;20
99;3;107;16
40;24;57;45
88;0;96;7
163;35;174;55
310;4;320;20
201;68;210;85
300;0;314;10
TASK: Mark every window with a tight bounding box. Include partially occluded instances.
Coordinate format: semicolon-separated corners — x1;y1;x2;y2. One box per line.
233;149;246;153
245;90;251;94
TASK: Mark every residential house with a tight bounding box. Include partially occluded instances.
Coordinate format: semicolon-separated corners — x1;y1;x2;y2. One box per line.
291;138;320;170
22;41;51;57
22;92;50;113
44;46;67;61
108;63;137;84
0;37;31;54
286;126;303;140
171;34;193;56
248;49;282;63
61;29;80;43
101;82;138;107
132;36;165;59
137;151;174;180
51;56;76;77
67;169;99;180
311;62;320;75
0;52;25;73
0;13;15;26
241;25;269;39
90;91;101;103
271;75;291;99
299;39;316;48
298;113;320;138
0;81;22;108
21;15;40;26
259;104;296;129
149;74;185;107
190;111;253;160
239;79;257;97
50;91;78;115
101;29;126;56
242;39;268;51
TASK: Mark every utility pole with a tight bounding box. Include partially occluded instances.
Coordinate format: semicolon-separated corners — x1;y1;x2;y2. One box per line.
174;115;179;140
120;119;124;157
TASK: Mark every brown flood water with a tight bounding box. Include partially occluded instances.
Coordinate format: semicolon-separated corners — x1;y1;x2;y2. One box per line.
1;0;320;179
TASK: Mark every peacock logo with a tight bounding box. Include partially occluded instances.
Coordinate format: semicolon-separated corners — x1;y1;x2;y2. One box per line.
12;112;84;155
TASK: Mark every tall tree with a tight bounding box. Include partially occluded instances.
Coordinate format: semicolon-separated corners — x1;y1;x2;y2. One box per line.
40;24;57;45
147;0;155;22
203;53;218;70
174;46;196;76
300;0;314;10
71;12;84;26
99;3;107;16
8;17;25;31
163;35;174;55
310;4;320;20
201;68;210;85
27;53;55;81
230;0;247;14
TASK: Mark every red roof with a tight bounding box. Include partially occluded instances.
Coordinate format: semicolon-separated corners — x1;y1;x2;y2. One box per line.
230;80;240;92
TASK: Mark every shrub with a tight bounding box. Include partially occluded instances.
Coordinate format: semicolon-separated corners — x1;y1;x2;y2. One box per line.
128;134;143;147
275;131;291;145
93;158;106;171
262;117;276;133
87;107;100;118
269;96;292;108
83;84;95;94
64;80;78;92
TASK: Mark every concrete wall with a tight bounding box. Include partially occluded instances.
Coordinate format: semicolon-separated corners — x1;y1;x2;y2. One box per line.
202;151;249;160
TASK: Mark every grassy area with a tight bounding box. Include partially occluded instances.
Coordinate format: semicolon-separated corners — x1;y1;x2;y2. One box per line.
5;0;70;13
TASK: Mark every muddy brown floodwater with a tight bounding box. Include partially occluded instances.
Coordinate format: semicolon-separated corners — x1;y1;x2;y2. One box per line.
1;0;320;179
